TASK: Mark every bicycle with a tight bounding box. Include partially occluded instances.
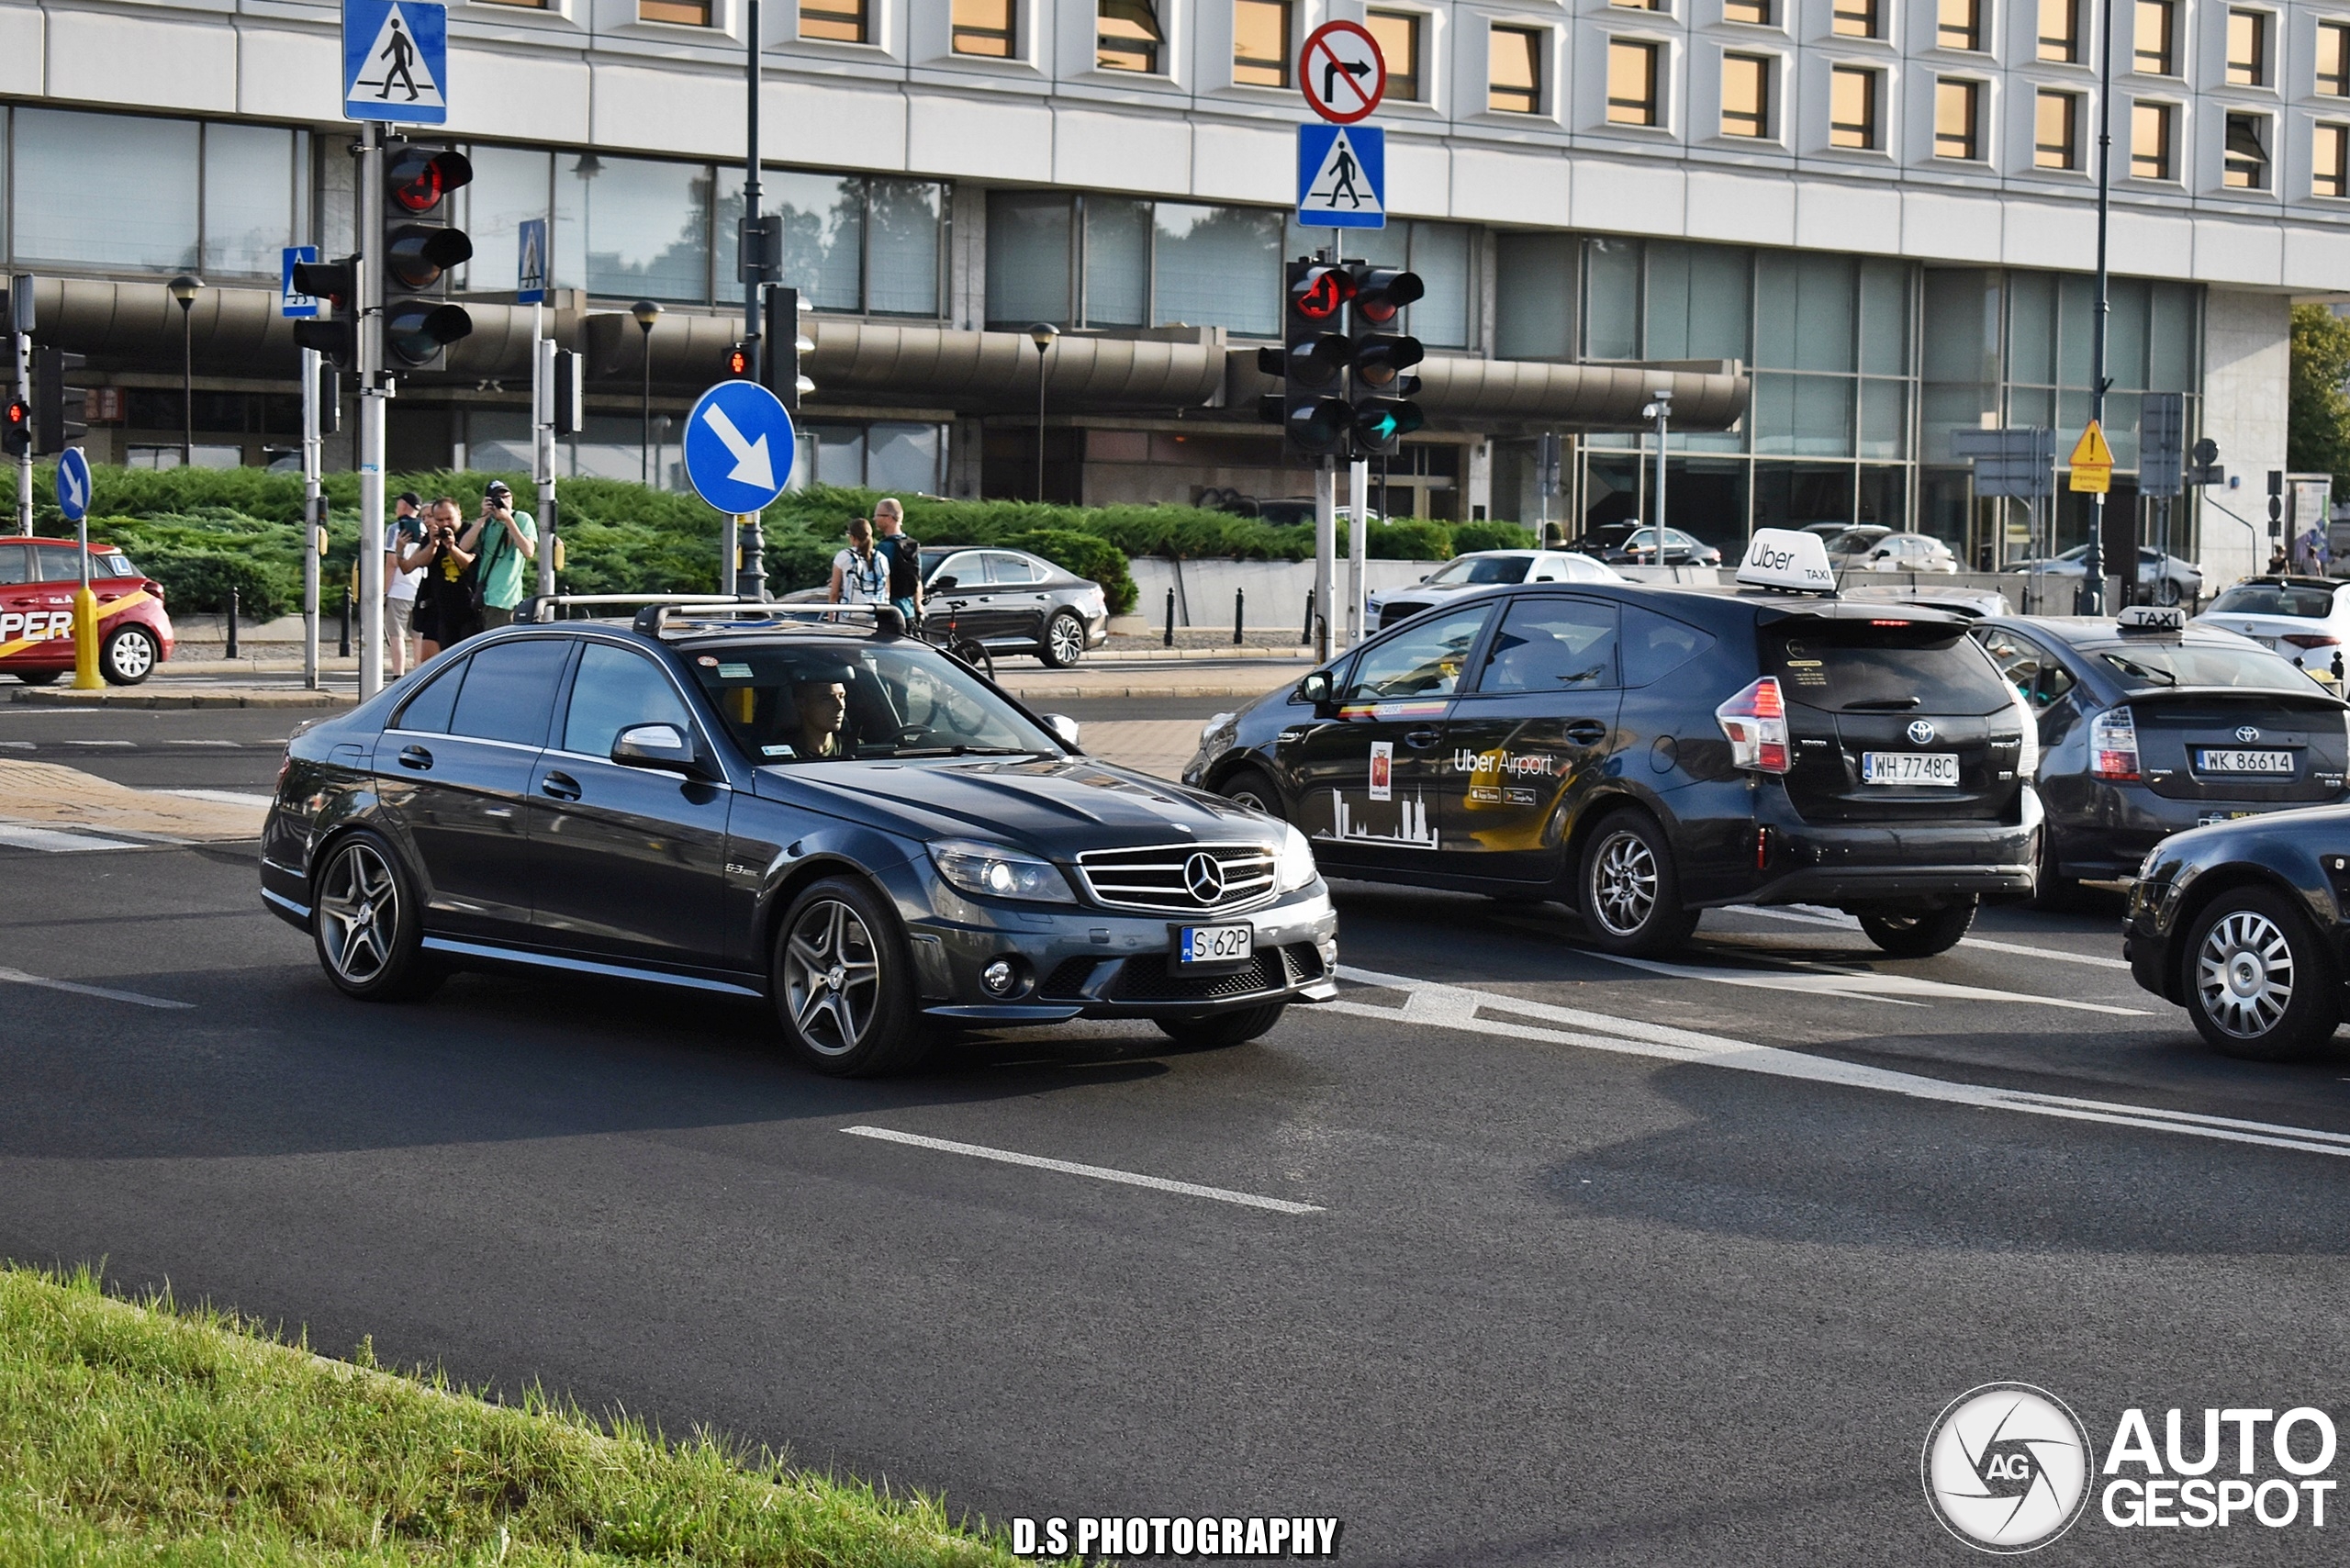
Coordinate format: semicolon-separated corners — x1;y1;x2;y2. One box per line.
918;596;996;682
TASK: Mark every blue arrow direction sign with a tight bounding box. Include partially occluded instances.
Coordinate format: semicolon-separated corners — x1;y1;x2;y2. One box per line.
1296;123;1385;230
344;0;448;125
516;218;548;305
54;448;91;524
684;380;797;516
281;245;320;319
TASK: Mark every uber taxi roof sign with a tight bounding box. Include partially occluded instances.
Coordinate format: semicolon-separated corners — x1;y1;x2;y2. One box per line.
1737;528;1839;594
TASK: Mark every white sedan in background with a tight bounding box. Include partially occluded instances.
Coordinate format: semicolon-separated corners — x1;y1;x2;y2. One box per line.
1367;550;1625;631
2192;576;2350;680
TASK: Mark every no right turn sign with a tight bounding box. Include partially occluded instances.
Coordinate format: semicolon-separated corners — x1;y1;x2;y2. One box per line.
1299;20;1384;125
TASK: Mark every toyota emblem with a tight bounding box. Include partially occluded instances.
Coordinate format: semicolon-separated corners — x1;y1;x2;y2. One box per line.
2237;725;2261;744
1184;852;1227;903
1906;719;1938;746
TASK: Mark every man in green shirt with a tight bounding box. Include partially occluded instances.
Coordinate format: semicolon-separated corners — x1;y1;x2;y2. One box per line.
460;479;538;627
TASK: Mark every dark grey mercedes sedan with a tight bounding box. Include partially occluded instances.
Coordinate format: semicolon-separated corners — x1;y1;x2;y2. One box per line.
260;602;1336;1076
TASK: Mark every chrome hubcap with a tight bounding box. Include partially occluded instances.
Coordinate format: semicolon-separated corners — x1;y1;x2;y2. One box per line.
318;842;398;984
2196;910;2295;1039
784;900;882;1057
110;633;154;678
1591;831;1659;936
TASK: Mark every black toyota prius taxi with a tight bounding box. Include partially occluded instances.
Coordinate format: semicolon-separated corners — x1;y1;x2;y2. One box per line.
261;601;1337;1076
1184;529;2041;958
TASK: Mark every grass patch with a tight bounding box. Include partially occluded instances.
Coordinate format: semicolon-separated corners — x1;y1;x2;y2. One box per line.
0;1265;1040;1566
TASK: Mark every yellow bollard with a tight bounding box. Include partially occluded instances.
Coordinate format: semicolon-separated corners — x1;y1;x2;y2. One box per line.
69;588;102;690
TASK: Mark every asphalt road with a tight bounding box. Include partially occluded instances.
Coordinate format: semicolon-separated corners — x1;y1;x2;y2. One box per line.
7;705;2350;1564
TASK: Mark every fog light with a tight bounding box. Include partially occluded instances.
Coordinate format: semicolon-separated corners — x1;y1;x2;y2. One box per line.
981;958;1017;996
1317;935;1339;970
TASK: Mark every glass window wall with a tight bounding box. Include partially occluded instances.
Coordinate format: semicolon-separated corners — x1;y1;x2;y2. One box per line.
556;153;711;302
202;124;297;278
12;109;200;272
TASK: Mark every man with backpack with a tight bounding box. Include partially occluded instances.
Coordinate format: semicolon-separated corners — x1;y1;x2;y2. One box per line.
461;480;539;628
872;498;923;632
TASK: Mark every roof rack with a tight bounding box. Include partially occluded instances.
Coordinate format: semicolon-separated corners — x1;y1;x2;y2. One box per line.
633;602;909;638
520;593;755;624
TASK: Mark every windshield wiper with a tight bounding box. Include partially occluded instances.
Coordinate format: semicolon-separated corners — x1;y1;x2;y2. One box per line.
1842;697;1922;711
2101;655;2176;686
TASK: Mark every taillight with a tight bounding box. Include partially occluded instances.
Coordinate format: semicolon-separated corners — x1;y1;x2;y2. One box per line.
2090;705;2139;781
1717;677;1791;774
2285;633;2343;649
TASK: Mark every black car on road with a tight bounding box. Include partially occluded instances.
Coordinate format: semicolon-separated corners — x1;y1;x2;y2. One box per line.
2129;808;2350;1058
919;546;1109;667
1184;579;2038;958
1970;610;2349;903
262;603;1336;1076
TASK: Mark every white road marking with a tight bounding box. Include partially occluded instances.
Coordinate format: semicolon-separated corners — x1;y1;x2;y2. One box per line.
0;966;193;1009
1578;947;2149;1014
162;790;276;806
0;742;28;750
161;740;243;748
1722;903;2132;969
61;740;132;748
1333;965;2350;1160
0;825;146;853
842;1126;1322;1215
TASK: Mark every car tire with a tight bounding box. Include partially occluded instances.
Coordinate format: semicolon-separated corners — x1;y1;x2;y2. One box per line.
1157;1002;1285;1049
100;624;159;686
773;876;927;1077
2183;888;2341;1060
1857;898;1978;958
1577;811;1698;957
2029;828;2079;911
2154;577;2182;607
311;831;442;1002
1039;610;1087;669
14;670;60;686
1219;766;1285;821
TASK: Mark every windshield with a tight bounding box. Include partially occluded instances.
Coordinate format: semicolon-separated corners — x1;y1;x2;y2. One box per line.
688;641;1059;762
1427;555;1532;587
2091;642;2311;690
2209;584;2337;619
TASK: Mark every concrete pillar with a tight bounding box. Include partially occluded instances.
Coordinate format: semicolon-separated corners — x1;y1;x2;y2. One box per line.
2197;288;2290;591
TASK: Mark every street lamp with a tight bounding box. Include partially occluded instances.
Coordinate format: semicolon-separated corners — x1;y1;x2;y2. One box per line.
1028;322;1058;504
168;274;204;467
1639;387;1673;545
632;299;662;487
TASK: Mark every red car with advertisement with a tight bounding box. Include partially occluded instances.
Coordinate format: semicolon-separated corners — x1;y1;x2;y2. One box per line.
0;537;173;686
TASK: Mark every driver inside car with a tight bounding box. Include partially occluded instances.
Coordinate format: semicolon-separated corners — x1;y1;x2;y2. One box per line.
792;678;850;759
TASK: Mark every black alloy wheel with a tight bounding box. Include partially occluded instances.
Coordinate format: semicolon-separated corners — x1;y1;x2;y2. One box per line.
1220;767;1285;821
1858;898;1978;958
311;831;441;1002
2183;888;2341;1060
1040;610;1087;669
100;624;159;686
773;876;925;1076
1577;811;1698;957
1157;1002;1286;1049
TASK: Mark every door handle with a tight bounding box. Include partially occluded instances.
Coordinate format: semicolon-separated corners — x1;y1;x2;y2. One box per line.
1403;728;1442;748
397;745;433;770
541;770;581;801
1566;720;1608;745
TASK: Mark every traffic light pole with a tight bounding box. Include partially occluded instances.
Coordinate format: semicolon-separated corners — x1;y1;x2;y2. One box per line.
12;330;28;536
1313;459;1335;665
535;330;559;601
301;346;322;691
357;121;387;702
1347;455;1368;649
2079;0;2115;615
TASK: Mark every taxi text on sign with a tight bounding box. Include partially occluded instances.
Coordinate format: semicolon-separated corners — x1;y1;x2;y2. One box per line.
2067;420;2114;495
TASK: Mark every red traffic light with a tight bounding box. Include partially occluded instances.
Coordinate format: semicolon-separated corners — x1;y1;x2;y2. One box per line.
1;398;28;457
385;146;474;215
1350;267;1424;324
1291;265;1355;322
725;342;755;378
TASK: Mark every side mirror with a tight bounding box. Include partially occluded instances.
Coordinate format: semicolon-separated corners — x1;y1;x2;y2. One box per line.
1042;712;1081;748
1299;670;1333;707
612;722;704;776
930;574;958;592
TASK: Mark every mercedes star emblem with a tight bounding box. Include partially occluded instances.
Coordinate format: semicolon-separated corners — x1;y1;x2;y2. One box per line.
1907;719;1938;746
1184;852;1227;903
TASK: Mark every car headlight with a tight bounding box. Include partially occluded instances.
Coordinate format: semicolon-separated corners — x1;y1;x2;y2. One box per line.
930;840;1076;903
1276;823;1320;892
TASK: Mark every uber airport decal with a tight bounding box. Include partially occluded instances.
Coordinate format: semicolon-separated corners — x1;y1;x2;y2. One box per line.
1923;1383;2343;1552
1011;1516;1339;1559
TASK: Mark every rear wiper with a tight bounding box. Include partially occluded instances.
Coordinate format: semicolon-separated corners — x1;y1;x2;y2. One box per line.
1842;697;1922;711
2101;654;2177;686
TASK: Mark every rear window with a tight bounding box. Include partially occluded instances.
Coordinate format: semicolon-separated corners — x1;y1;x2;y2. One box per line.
2089;642;2310;690
2209;584;2337;619
1427;555;1531;587
1765;621;2013;714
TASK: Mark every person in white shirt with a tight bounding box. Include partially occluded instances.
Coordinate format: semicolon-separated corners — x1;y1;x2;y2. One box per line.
827;518;887;607
383;490;425;676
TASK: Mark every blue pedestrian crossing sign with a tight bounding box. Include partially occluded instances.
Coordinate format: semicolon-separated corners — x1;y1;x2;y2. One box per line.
54;449;91;524
1296;123;1384;230
516;218;548;305
343;0;448;125
683;380;797;516
281;245;320;319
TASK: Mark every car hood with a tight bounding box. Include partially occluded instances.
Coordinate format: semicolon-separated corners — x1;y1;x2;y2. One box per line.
753;754;1281;854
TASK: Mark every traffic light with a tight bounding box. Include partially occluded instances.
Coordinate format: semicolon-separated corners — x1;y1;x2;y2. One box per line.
379;141;474;370
1264;261;1356;458
759;286;814;413
291;256;359;371
316;360;342;436
724;341;755;379
553;350;584;437
1345;265;1425;457
1;397;26;457
32;344;86;454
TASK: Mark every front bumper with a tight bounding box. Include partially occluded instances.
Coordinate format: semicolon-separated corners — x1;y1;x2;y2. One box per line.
1083;610;1110;650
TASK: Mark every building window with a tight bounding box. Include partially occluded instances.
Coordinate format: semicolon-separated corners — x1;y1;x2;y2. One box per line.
2318;124;2350;196
1234;0;1291;85
1832;0;1878;37
1367;10;1422;100
2225;9;2266;86
1098;0;1164;72
986;192;1289;339
1830;64;1878;147
799;0;867;40
952;0;1015;56
1938;0;1980;50
1610;0;1661;10
1934;78;1980;159
2135;0;2175;73
1721;54;1771;137
2224;111;2270;187
1606;38;1660;124
2038;0;2078;62
2035;88;2079;167
1491;27;1545;114
1723;0;1772;25
2132;100;2174;178
2322;21;2350;95
641;0;711;20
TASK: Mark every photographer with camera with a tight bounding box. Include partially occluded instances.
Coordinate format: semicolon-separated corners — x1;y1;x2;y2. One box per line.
398;497;481;659
460;479;539;630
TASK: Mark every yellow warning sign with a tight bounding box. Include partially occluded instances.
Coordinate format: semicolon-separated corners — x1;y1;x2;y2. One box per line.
2067;420;2113;493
